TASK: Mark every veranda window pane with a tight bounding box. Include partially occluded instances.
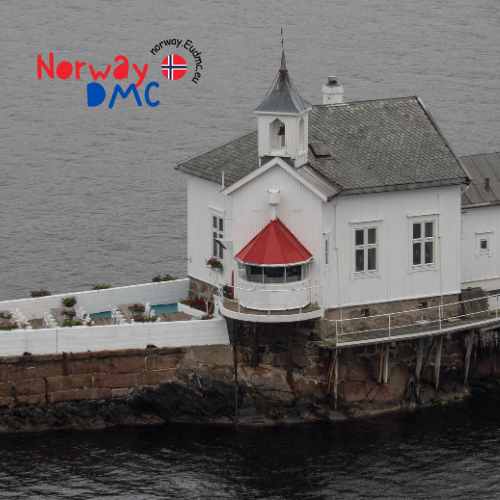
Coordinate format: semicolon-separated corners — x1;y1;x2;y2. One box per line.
219;218;224;231
263;267;285;283
246;266;263;282
286;265;302;282
212;216;217;229
413;242;421;265
425;241;434;264
425;222;434;238
355;230;364;246
368;228;376;244
355;249;364;272
413;223;421;239
367;248;377;270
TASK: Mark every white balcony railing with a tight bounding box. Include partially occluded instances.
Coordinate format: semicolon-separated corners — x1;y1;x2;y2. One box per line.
219;281;321;315
236;279;318;311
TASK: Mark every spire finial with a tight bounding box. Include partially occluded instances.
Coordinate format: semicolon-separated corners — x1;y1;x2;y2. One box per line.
280;27;287;72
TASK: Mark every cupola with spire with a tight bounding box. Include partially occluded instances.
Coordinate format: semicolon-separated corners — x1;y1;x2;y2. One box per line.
254;45;311;167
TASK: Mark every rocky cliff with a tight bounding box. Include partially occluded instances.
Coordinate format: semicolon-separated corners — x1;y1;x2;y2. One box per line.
0;322;499;433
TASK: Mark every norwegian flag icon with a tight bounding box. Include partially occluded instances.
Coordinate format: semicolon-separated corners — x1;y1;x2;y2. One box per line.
161;54;189;80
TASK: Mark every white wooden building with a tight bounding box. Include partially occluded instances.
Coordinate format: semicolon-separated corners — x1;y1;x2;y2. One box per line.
177;50;499;324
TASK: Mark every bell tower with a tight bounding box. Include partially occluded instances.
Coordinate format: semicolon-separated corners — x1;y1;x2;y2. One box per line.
254;47;311;167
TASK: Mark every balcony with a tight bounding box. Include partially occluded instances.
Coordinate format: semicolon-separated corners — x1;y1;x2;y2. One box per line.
218;281;322;323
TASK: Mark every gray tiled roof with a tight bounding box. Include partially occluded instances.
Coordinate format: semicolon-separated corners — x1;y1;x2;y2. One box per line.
176;97;469;196
461;152;500;207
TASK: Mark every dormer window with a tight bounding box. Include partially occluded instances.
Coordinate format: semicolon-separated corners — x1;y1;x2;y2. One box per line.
270;118;286;152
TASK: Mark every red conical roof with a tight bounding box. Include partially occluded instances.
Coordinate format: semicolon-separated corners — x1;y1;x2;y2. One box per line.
235;218;312;265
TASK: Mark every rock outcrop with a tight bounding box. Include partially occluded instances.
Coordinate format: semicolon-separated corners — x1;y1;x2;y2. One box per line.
0;324;499;433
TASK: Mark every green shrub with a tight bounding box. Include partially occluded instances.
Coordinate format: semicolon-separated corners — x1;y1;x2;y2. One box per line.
133;314;157;323
0;311;12;320
0;324;16;331
206;257;223;271
62;296;77;308
152;274;176;283
62;319;83;327
30;289;51;298
93;283;112;290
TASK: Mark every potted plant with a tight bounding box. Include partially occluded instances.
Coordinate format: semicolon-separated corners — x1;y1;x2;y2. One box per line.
206;257;223;272
222;285;234;299
93;283;112;290
62;296;77;308
30;289;51;297
152;274;176;282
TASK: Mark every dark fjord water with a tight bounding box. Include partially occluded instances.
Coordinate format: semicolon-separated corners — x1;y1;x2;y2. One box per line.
1;400;500;499
1;0;500;498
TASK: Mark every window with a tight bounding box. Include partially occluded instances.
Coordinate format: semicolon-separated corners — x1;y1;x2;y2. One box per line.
270;118;286;152
476;232;493;257
241;264;305;283
286;265;302;282
411;220;435;266
211;214;224;259
324;237;329;265
354;227;377;273
246;265;263;283
263;267;284;284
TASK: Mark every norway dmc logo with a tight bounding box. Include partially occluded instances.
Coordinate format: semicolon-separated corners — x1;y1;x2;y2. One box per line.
161;54;189;80
36;40;204;109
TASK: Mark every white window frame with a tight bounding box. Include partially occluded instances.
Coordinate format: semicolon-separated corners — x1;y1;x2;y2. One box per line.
352;224;379;277
476;231;493;257
210;210;224;259
409;216;438;271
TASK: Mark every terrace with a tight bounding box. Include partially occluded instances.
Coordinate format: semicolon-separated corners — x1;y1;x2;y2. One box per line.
0;279;229;356
318;292;500;348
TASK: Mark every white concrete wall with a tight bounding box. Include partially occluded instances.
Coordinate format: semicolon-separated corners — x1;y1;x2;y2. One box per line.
0;317;229;357
186;176;228;287
0;279;189;320
229;165;323;305
325;186;463;308
462;205;500;291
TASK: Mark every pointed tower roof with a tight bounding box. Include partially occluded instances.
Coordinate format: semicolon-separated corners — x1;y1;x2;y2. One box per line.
235;218;313;265
255;50;311;114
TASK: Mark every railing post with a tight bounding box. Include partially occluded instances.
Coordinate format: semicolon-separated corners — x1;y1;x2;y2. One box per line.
438;304;442;330
497;294;499;319
335;319;339;345
388;314;391;337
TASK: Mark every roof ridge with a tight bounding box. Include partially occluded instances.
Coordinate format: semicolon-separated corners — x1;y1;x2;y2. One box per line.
312;95;419;108
461;151;500;159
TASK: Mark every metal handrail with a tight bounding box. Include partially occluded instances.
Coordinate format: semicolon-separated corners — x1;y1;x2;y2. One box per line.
328;293;500;343
327;293;498;325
